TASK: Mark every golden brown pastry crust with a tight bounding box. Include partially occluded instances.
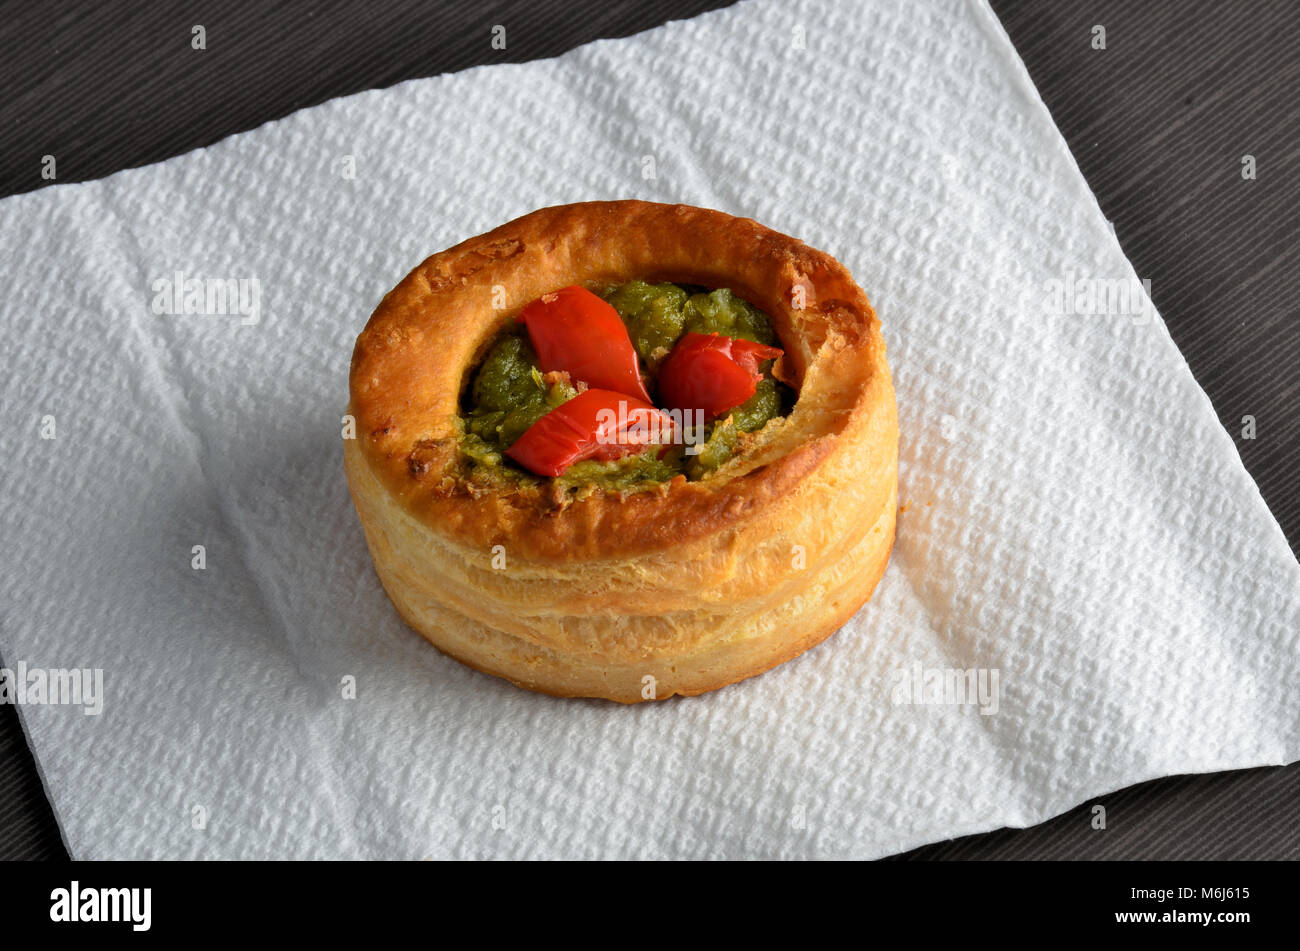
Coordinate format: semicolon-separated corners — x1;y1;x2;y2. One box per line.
345;200;897;702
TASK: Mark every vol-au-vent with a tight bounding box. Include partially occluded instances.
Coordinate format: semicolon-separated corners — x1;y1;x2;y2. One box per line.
344;200;898;702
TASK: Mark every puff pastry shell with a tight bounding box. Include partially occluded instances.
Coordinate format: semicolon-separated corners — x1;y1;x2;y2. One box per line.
344;201;897;702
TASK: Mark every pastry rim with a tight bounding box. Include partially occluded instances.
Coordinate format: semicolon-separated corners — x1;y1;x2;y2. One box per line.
347;199;888;563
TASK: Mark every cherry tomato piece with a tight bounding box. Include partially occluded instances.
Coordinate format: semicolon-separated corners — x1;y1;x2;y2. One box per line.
520;286;652;402
505;388;675;478
656;332;782;420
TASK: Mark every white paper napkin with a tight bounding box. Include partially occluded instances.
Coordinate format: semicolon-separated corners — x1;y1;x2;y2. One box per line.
1;0;1296;860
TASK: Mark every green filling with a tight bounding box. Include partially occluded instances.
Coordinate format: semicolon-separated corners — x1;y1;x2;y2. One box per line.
459;281;791;490
600;281;688;371
559;445;686;490
681;287;778;346
731;377;782;431
463;333;578;448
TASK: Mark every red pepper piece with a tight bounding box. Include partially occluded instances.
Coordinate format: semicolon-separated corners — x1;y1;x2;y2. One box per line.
505;388;675;478
656;332;783;420
520;286;652;402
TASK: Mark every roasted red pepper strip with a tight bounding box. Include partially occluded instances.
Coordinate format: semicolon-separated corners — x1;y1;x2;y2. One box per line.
505;388;675;478
656;332;783;420
520;286;652;402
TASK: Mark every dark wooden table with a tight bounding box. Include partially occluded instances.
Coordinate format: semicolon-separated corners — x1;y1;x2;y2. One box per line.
1;0;1296;860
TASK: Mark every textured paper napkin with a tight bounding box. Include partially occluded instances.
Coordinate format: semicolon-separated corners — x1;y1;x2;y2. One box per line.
1;0;1297;859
